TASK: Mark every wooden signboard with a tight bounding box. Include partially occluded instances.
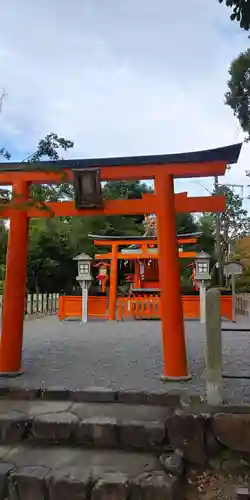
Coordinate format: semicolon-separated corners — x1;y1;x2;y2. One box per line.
73;168;102;208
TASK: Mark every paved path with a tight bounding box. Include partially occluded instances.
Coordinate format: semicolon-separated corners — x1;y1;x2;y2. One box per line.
1;316;250;404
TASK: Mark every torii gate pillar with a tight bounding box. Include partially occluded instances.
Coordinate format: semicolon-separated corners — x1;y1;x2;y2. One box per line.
155;172;189;379
0;181;29;375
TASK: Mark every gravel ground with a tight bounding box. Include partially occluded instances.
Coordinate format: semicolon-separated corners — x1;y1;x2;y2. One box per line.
0;316;250;404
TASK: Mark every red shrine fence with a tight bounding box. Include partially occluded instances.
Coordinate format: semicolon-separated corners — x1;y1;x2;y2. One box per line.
58;294;233;321
117;295;233;321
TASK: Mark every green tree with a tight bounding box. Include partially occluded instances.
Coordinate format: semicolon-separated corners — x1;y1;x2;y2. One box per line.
225;49;250;141
69;181;153;257
219;0;250;30
0;132;75;292
27;218;76;293
28;133;74;202
197;186;250;262
176;213;197;235
197;214;215;254
195;186;249;284
216;185;250;257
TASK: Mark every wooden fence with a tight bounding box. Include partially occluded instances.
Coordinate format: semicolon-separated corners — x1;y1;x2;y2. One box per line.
117;294;233;321
0;292;240;321
117;296;161;320
0;293;59;318
236;293;250;317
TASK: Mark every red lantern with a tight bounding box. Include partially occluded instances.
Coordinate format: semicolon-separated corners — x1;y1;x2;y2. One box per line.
93;261;110;292
98;265;107;277
124;273;134;283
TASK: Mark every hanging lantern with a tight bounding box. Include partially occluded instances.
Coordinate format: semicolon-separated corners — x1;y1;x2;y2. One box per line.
124;273;134;283
93;260;110;293
139;261;145;280
98;265;107;277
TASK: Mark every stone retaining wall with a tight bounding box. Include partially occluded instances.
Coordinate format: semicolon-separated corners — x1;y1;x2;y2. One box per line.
1;406;247;465
0;385;182;406
0;386;249;466
0;388;249;497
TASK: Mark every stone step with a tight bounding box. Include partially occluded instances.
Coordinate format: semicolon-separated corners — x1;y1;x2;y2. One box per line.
0;385;182;406
0;444;183;499
0;399;171;452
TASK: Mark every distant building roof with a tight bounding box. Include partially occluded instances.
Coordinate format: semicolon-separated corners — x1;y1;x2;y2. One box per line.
89;232;201;241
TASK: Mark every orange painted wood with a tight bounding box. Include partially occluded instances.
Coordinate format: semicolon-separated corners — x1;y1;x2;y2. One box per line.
58;296;107;320
94;251;197;260
178;238;197;244
182;295;233;321
221;296;233;321
175;195;226;213
143;264;158;282
181;296;200;319
140;281;159;289
117;296;161;320
117;295;232;321
109;244;118;320
0;160;227;185
94;238;158;247
0;194;225;219
0;154;231;376
94;236;197;247
154;172;188;378
0;181;29;373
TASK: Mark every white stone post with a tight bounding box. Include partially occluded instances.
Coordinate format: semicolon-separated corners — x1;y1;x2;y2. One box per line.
231;274;236;323
205;288;223;405
199;281;206;324
81;281;88;323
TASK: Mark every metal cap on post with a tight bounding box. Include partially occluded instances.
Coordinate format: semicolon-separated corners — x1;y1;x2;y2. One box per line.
205;288;223;405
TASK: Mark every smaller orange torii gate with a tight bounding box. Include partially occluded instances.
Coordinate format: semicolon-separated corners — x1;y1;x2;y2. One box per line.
92;233;198;320
90;190;225;321
0;143;242;381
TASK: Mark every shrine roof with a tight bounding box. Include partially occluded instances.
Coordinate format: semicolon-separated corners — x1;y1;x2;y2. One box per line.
89;232;201;241
0;143;242;171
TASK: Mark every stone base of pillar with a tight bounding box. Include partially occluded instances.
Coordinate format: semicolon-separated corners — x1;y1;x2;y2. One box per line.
0;370;23;377
161;374;192;382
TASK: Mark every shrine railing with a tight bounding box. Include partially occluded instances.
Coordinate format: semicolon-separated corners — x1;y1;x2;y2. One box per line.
117;294;233;321
117;296;161;320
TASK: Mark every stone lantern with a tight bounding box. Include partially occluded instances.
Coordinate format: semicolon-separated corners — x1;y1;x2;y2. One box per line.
195;251;211;324
73;253;92;323
195;251;211;282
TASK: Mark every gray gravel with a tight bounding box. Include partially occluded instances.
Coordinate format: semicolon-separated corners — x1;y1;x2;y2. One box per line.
0;316;250;404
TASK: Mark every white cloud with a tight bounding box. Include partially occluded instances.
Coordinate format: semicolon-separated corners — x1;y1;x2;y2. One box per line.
0;0;249;204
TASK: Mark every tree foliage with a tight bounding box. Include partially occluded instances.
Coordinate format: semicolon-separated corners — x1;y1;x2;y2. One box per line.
196;214;215;255
219;0;250;30
233;235;250;266
195;185;249;264
225;48;250;141
5;133;247;293
216;185;250;256
28;133;75;202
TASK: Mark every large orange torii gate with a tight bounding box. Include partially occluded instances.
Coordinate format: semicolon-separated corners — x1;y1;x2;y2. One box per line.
0;143;242;380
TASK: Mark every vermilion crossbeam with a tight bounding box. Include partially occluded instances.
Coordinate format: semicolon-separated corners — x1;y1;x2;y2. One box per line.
0;194;225;218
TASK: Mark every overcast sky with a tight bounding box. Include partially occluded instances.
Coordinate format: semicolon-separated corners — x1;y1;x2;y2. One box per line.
0;0;249;204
